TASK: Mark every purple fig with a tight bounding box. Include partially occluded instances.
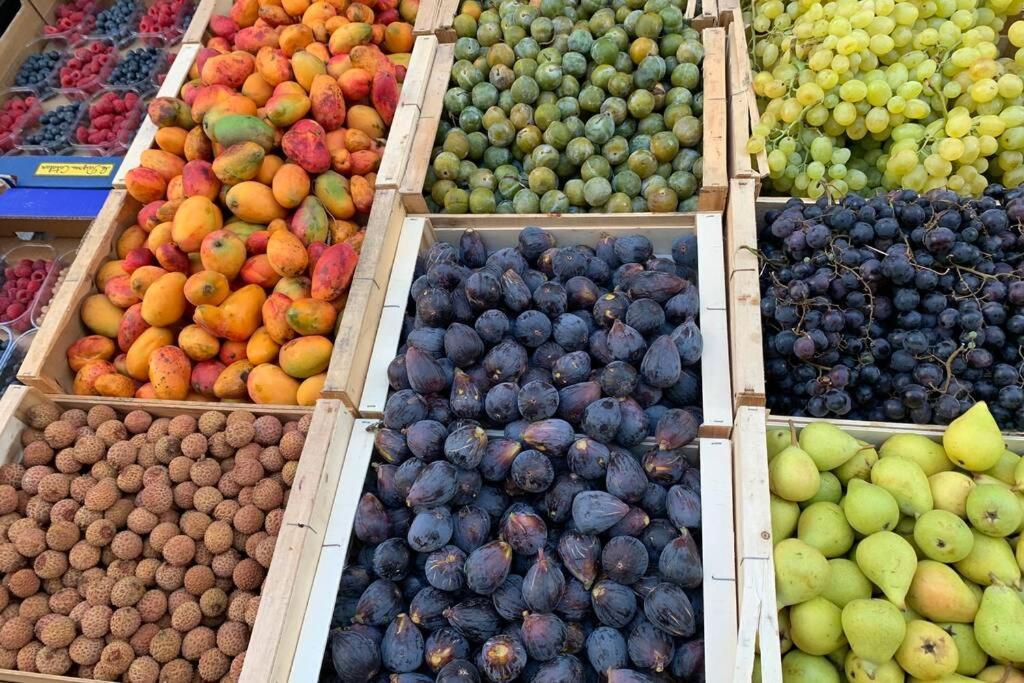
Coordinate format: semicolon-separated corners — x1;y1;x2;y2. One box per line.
522;418;575;456
353;579;403;626
425;627;470;672
405;345;448;395
533;281;567;316
511;450;554;493
557;531;601;588
571;491;628;534
485;382;521;424
607;320;647;362
601;536;649;585
641;335;682;388
666;484;701;530
445;597;502;642
627;270;685;302
522;549;565;613
406;460;458;508
477;633;527;682
410;587;456;631
479;438;521;482
464;540;512;595
590;579;637;628
499;504;547;555
501;269;532;312
656;408;699;451
354;492;390;544
491;575;527;621
544;473;588;523
627;618;675;672
452;505;491;553
659;529;702;588
330;628;380;681
445;323;485;366
483;339;528;381
383;390;428;430
558;381;602;423
606;451;648;503
374;428;409;464
425;545;467;592
459;229;487;268
643;582;696;637
521;612;567;661
444;424;487;469
407;507;453;553
582;398;622;443
381;613;424;673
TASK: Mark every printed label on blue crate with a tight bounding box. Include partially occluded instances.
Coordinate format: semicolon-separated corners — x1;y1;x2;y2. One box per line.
35;162;116;177
0;155;121;189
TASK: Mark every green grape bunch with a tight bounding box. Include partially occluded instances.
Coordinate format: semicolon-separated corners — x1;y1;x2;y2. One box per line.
746;0;1024;198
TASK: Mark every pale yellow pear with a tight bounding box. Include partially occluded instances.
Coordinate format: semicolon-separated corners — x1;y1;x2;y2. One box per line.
895;620;959;680
767;427;790;460
974;583;1024;662
781;650;840;683
774;538;831;607
981;450;1020;486
834;440;878;485
908;675;983;682
844;653;907;683
790;597;846;656
938;623;986;677
905;560;980;623
798;421;862;471
871;456;934;517
943;401;1004;472
880;433;953;476
841;598;906;664
913;509;974;563
797;502;853;558
954;531;1021;588
770;494;800;544
978;665;1024;683
855;531;918;609
842;478;901;535
930;471;975;518
803;471;842;505
966;483;1022;538
820;558;872;609
769;443;821;503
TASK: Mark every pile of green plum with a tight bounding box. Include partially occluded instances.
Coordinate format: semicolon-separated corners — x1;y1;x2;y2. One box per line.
425;0;706;214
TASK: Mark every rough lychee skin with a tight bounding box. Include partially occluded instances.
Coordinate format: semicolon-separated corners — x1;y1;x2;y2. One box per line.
0;462;25;487
226;411;255;427
168;456;192;484
44;421;77;449
216;621;248;657
69;635;104;665
99;639;134;675
170;601;202;633
117;464;145;494
252;479;283;512
35;643;72;675
137;590;166;624
224;423;255;450
84;478;118;512
127;508;158;535
24;495;52;524
15;640;43;671
127;654;160;683
179;510;211;541
253;535;277;569
211;549;240;579
26;404;61;430
167;415;197;440
135;557;161;585
129;622;160;657
8;568;40;598
140;484;174;514
232;505;264;535
279;431;304;460
183;565;216;597
149;627;182;664
59;410;87;428
122;410;151;435
85;518;116;547
197;412;226;437
110;606;142;639
80;604;112;638
192;486;223;515
172;481;198;510
95;420;128;447
179;433;207;460
107;441;138;468
212;499;240;523
85;405;117;430
199;588;227;618
0;616;33;649
47;587;80;615
162;535;197;567
37;614;76;647
54;448;80;474
180;625;215;662
160;657;194;682
230;459;263;487
198;646;230;681
154;563;185;592
252;416;283;446
232;558;264;592
13;526;46;557
21;465;53;495
0;542;24;572
110;576;145;608
33;549;68;579
22;441;54;467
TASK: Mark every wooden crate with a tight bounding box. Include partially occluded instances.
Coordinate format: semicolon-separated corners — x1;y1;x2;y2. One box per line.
17;188;404;413
0;384;354;683
725;9;767;184
398;26;729;215
686;0;719;30
181;0;220;44
291;421;738;682
358;212;733;437
725;177;764;409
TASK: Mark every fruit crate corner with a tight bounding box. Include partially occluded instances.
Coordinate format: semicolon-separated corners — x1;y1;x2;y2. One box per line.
289;422;740;683
686;0;720;30
357;212;734;438
0;383;353;683
412;0;461;43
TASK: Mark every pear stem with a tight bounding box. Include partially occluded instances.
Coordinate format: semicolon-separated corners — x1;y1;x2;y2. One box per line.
788;420;798;447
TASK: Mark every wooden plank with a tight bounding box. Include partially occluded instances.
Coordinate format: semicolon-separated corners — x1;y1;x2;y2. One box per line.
113;44;201;189
726;179;765;409
732;406;780;683
431;0;461;42
413;0;439;36
726;12;769;183
699;27;728;212
398;42;453;214
400;35;440;112
288;419;377;683
700;437;739;682
727;19;755;181
696;212;732;438
358;216;426;417
423;212;697;231
376;103;422;189
182;0;220;44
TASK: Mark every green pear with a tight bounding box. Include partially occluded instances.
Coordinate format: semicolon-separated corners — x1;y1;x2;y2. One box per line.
778;607;792;653
798;421;861;471
844;652;907;683
841;598;906;664
966;483;1022;538
913;509;975;562
855;531;918;609
781;650;840;683
871;456;934;517
771;494;800;544
953;531;1021;588
775;538;831;607
974;583;1024;662
939;623;987;676
769;442;821;503
789;597;846;656
825;644;849;670
834;441;878;484
930;471;976;518
982;450;1020;486
797;502;854;558
906;560;980;623
895;620;959;680
880;433;954;476
896;515;918;535
804;471;842;506
1014;455;1024;490
842;478;901;535
979;665;1024;682
820;558;873;608
767;427;790;460
943;401;1005;472
908;674;988;682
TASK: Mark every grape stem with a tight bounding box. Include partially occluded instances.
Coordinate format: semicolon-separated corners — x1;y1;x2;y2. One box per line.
940;345;966;394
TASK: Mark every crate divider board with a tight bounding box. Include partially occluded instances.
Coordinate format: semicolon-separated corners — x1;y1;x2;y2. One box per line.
725;177;765;408
0;384;353;683
295;422;739;682
358;212;733;438
726;11;767;183
686;0;720;29
398;27;729;215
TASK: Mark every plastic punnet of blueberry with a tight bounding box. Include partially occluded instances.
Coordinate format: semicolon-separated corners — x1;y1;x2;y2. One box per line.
22;103;83;148
14;51;61;88
759;186;1024;431
108;46;162;87
94;0;137;42
325;228;706;683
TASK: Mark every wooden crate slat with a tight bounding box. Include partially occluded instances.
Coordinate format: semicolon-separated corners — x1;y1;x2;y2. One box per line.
696;212;733;438
413;0;440;36
699;27;728;212
400;35;440;112
726;179;766;408
398;42;454;213
376;103;423;189
700;437;739;682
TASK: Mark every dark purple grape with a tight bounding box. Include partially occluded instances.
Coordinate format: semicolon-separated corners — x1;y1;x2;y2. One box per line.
521;612;567;661
381;613;424;672
330;628;380;681
522;550;565;613
464;541;512;595
601;536;648;585
425;545;467;592
590;580;637;628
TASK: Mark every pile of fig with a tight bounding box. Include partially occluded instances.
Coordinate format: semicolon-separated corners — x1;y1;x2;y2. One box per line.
326;227;707;682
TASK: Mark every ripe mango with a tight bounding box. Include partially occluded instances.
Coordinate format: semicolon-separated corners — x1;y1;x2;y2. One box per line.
172;196;224;253
66;335;116;372
314;170;355;218
290;196;329;244
208;115;276;152
292;50;326;91
257;154;284;185
73;360;118;396
140;149;186;183
149;346;192;400
266;229;309;277
194;284;267;342
141;272;188;327
229;0;258;27
265;92;312;128
242;72;274;106
311;242;358;301
234;25;281;52
271;163;310;209
116;227;147;259
261;292;296;344
259;5;292;26
226;221;266;241
329;22;373;55
156;197;184;224
308;240;329;269
200;230;247;279
275;276;312;300
281;119;330;173
346;104;385;138
255;46;293;87
104;275;139;308
246;327;281;364
184;126;213;161
350;175;373;213
279;335;332;378
190;84;235;121
225;181;287;223
201;51;256;89
399;0;419;22
297;373;326;405
345;4;373;23
125;327;175;380
94;373;135;398
239;254;282;288
117;304;148;352
146;222;173;251
179;324;221;361
166;176;184;201
184;270;231;306
280;24;315;56
154;243;190;273
371;69;398;125
348;148;381;175
245;230;271;254
246;363;300;404
219;340;248;365
155;127;188;156
128;265;167;299
124;167;167;203
286;297;337;335
338;68;372;101
81;294;125;338
137;201;164;231
329;220;359;245
310;74;346;131
383;22;414;53
191;359;226;396
148;97;195;129
212;141;265;185
214;360;255;399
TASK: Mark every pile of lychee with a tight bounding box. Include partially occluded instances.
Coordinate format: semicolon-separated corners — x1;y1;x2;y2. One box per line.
0;401;309;681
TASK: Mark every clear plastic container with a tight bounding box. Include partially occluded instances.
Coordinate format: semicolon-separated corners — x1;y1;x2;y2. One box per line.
10;37;70;94
0;327;35;390
33;247;75;328
67;86;146;154
0;244;68;334
87;0;144;49
106;41;170;92
0;90;45;155
41;0;102;43
134;0;196;46
13;93;87;155
56;38;119;96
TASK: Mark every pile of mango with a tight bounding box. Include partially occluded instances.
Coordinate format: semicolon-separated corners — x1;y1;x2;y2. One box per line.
69;0;418;405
